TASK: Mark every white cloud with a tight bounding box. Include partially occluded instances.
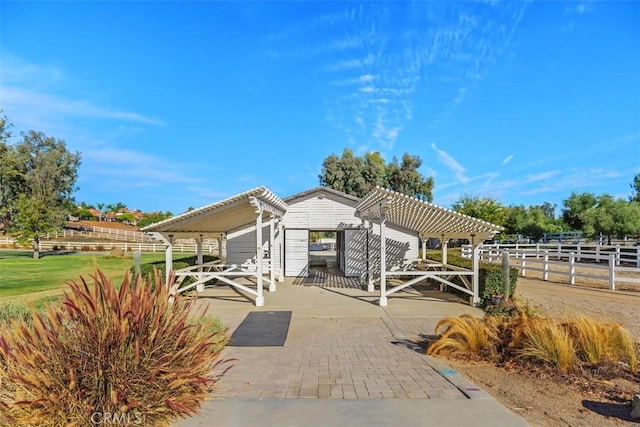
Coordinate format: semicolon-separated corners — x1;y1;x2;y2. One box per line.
1;54;163;131
3;87;163;126
501;155;514;165
431;143;469;183
524;171;560;183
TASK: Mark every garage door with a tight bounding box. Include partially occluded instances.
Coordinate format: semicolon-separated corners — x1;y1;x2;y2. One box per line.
285;229;308;277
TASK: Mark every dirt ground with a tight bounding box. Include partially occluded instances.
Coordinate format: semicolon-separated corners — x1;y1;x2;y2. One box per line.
447;277;640;427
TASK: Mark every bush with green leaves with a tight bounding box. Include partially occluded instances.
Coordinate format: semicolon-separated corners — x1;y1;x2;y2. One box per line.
132;255;218;283
0;269;230;426
430;253;518;306
0;304;35;326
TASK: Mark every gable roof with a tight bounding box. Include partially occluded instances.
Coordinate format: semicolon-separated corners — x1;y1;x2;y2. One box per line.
284;186;361;204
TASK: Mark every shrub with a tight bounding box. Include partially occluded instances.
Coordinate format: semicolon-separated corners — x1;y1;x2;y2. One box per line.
429;253;518;306
0;269;230;426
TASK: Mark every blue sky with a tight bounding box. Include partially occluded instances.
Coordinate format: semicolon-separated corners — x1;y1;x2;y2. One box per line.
2;1;639;215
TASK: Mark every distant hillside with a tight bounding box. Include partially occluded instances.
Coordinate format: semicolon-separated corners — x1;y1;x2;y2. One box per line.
68;220;140;232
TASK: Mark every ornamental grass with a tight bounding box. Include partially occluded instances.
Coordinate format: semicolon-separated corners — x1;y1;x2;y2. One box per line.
427;309;638;375
0;269;230;427
426;314;497;360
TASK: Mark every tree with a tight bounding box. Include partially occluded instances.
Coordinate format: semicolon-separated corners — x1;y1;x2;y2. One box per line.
385;154;434;202
562;192;597;231
319;148;434;201
137;211;173;229
451;195;506;226
582;195;640;244
0;113;21;234
630;173;640;203
8;130;81;259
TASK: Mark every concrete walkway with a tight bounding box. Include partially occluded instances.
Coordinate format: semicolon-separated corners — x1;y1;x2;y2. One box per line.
176;271;528;426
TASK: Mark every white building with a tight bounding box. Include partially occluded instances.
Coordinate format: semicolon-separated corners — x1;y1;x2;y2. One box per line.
143;186;502;307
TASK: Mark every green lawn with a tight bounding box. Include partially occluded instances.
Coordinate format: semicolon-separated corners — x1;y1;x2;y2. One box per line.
0;251;170;302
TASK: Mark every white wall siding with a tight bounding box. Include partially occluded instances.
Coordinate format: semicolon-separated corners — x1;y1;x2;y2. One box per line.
285;229;309;277
344;229;366;277
284;192;360;230
226;223;274;271
367;222;419;273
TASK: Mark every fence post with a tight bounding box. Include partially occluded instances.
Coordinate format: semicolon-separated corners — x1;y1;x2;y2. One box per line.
502;250;510;301
615;245;620;266
569;252;575;285
636;247;640;269
577;244;581;261
557;243;562;260
543;251;549;281
520;251;526;277
608;253;616;291
596;244;601;263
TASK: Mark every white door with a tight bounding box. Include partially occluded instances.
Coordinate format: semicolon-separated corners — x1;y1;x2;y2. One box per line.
285;229;309;277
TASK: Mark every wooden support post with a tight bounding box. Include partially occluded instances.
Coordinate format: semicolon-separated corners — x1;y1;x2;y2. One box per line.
520;252;527;277
269;217;276;292
569;252;576;285
502;250;510;301
367;221;374;293
278;221;284;282
442;239;448;265
543;251;549;281
197;234;203;267
379;210;387;307
255;210;264;306
165;234;173;285
196;234;205;292
472;245;480;306
609;253;616;290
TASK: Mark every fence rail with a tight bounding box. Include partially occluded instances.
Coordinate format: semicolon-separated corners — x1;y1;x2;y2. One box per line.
462;244;640;291
0;239;221;255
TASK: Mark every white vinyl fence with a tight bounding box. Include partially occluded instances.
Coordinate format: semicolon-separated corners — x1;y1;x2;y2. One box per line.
29;241;220;255
462;243;640;291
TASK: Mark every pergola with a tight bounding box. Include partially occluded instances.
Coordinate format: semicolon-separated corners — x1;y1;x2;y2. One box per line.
142;186;287;306
355;187;503;306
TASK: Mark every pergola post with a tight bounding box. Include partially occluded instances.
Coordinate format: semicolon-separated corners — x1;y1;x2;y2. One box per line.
196;234;203;267
269;217;276;292
367;220;374;293
472;244;481;306
217;236;224;260
255;209;264;306
165;234;174;284
196;234;204;292
421;235;427;260
379;208;387;307
441;235;449;265
278;221;284;282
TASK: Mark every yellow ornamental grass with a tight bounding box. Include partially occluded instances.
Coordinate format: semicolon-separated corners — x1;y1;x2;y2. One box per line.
516;318;577;374
0;269;231;427
427;314;497;360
